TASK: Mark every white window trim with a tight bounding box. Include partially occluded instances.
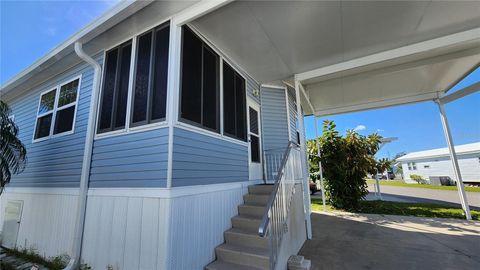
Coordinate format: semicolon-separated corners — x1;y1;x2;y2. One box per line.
176;25;250;146
32;75;82;143
175;121;248;147
95;19;172;139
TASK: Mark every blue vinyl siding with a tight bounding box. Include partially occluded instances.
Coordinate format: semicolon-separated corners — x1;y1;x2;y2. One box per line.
246;75;260;104
171;127;248;187
6;60;99;188
89;128;169;188
287;86;298;142
260;86;289;151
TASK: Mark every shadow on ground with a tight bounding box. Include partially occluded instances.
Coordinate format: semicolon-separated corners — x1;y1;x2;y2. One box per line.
299;212;480;270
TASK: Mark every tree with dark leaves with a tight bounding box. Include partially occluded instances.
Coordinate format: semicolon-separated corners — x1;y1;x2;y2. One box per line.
1;100;27;195
318;120;381;210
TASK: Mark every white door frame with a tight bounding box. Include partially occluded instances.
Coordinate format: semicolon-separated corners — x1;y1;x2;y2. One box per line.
247;97;263;181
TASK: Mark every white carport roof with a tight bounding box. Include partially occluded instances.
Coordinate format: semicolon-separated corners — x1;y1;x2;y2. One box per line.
191;0;480;116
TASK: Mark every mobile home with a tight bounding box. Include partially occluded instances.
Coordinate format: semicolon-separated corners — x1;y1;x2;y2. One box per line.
398;143;480;185
1;1;479;269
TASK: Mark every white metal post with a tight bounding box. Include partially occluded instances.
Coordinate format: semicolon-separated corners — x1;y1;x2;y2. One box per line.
374;169;383;200
313;116;326;211
435;99;472;220
295;80;312;239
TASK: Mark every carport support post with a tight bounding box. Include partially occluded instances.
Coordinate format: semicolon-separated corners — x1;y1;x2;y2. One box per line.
435;99;471;220
313;116;327;211
295;80;313;239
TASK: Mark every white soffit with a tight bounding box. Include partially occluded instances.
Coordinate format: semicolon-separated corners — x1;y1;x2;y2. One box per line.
303;31;480;116
192;0;480;116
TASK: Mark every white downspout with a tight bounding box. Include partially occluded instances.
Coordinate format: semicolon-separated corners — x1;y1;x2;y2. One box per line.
64;42;102;269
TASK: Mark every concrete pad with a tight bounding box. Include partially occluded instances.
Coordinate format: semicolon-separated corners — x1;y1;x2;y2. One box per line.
299;212;480;270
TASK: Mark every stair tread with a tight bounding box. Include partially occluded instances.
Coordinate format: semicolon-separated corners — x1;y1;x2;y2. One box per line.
234;214;262;221
205;260;264;270
226;227;264;237
239;204;265;209
217;243;269;258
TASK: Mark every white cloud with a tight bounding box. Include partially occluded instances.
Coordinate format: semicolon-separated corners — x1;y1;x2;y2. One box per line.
376;129;385;132
353;125;366;131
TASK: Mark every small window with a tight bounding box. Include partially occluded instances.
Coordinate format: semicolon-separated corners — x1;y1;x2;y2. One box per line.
408;162;417;170
180;26;220;132
98;40;132;133
34;78;79;140
250;135;260;163
248;107;260;163
131;23;170;126
223;62;246;141
424;165;430;169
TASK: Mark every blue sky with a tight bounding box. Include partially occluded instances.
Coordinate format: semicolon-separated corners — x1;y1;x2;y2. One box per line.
1;1;479;159
0;0;119;84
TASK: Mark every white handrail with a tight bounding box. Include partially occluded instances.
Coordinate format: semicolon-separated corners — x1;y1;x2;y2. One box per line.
258;141;303;269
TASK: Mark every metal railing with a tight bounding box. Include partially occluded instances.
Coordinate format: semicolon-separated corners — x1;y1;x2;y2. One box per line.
263;147;288;182
258;141;303;269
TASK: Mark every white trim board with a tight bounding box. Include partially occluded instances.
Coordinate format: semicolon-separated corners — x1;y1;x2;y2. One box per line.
88;181;253;198
3;187;80;196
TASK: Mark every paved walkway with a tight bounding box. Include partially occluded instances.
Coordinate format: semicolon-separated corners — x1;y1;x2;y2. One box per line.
299;212;480;270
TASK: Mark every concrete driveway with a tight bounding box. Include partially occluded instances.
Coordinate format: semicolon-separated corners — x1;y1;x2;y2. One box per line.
299;212;480;270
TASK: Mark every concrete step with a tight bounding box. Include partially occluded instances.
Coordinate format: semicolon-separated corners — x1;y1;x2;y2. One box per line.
238;204;265;218
243;194;270;206
215;244;269;270
288;255;311;270
248;185;274;195
231;215;262;233
224;228;268;249
205;260;264;270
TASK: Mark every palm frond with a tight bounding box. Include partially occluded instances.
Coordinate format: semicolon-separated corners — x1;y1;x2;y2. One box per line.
0;100;27;195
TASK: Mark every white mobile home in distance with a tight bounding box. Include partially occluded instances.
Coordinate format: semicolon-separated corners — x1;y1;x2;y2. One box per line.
1;1;480;269
398;143;480;185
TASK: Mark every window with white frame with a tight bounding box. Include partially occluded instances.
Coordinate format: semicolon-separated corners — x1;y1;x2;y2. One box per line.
180;26;220;133
34;78;80;140
97;22;170;134
179;26;248;142
223;62;246;141
131;22;170;126
407;162;417;170
98;40;132;133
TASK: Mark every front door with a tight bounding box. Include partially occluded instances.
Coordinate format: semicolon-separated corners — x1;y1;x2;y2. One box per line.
1;200;23;248
247;99;262;180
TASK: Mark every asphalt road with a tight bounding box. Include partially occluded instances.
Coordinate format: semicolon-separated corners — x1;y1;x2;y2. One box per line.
367;184;480;210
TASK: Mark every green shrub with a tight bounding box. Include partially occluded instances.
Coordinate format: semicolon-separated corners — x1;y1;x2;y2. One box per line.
410;174;427;184
318;120;381;210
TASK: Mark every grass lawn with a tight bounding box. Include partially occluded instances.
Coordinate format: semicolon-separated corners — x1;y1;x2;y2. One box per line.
366;179;480;192
311;198;480;220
